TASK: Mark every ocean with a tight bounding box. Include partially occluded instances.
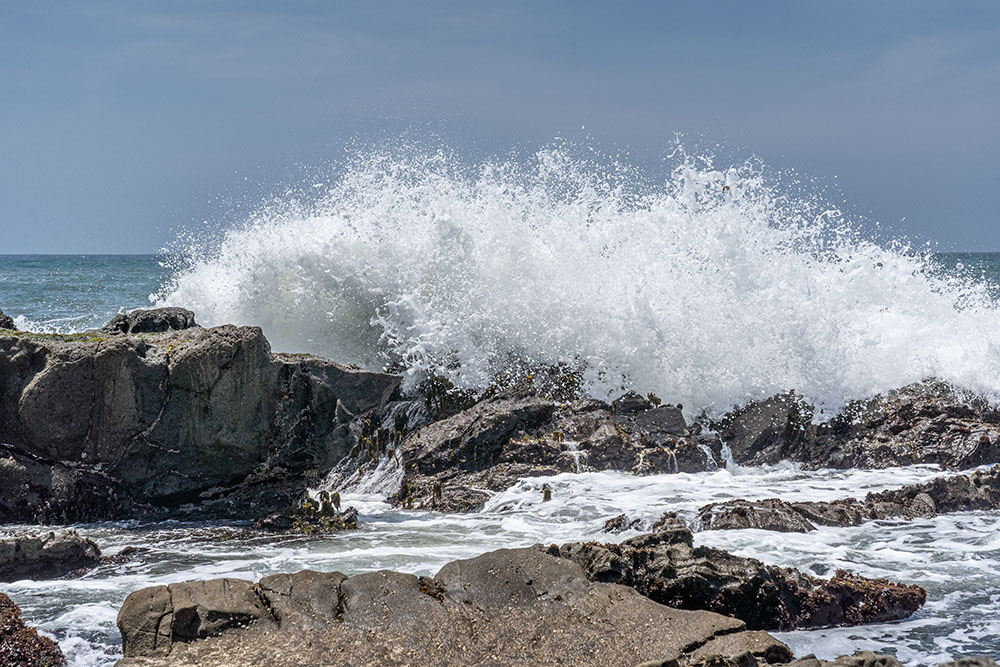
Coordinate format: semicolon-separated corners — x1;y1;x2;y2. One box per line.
2;148;1000;665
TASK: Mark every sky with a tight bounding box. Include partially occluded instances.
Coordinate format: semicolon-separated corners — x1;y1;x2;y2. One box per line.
1;1;998;253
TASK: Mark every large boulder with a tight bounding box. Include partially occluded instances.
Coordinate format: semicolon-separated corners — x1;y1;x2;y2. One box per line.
0;530;102;582
390;391;721;512
697;465;1000;533
0;319;401;521
0;592;65;666
713;382;1000;470
117;547;790;666
548;518;926;631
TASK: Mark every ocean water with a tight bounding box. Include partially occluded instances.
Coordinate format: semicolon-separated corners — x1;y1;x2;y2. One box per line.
2;148;1000;665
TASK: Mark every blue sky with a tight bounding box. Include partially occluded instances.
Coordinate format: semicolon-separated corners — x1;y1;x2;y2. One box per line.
1;1;998;253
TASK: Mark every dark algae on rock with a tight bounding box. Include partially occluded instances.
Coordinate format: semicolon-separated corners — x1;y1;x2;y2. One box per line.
0;592;65;666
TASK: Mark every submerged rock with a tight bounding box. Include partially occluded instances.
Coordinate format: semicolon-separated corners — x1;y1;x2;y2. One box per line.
714;382;1000;470
698;465;1000;533
0;592;65;666
0;530;103;582
389;391;721;512
0;309;15;331
548;519;926;631
0;312;402;522
117;546;789;666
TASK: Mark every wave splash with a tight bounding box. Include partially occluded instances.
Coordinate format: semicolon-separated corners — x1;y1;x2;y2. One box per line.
157;144;1000;415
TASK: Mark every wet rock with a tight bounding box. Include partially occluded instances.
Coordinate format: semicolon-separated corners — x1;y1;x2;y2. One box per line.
390;391;719;512
0;530;103;582
938;659;999;667
103;307;198;334
697;465;1000;533
786;652;903;667
549;523;926;631
603;513;643;533
0;323;401;522
714;382;1000;470
253;500;359;534
0;591;66;666
117;546;785;666
0;309;15;331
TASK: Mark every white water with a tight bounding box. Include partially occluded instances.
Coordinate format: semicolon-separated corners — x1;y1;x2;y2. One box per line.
3;464;996;666
159;145;1000;416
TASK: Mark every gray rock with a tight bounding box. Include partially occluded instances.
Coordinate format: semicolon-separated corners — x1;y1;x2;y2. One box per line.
103;307;197;334
0;309;15;331
0;530;102;582
787;652;903;667
117;546;785;666
938;659;999;667
0;324;401;521
549;523;926;631
698;498;817;532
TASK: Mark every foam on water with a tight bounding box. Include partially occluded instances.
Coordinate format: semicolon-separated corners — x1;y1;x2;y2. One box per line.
158;144;1000;416
4;464;992;667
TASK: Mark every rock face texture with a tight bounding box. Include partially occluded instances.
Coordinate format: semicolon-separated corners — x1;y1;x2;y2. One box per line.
0;313;402;522
0;309;15;331
391;391;722;512
0;592;65;666
698;465;1000;533
0;530;103;582
117;547;792;667
547;518;926;631
103;307;197;334
714;382;1000;470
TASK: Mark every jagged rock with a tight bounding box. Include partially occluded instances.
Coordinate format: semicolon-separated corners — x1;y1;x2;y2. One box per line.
714;382;1000;470
603;513;643;533
697;465;1000;533
103;307;197;334
0;309;15;331
547;523;926;631
938;659;999;667
0;592;66;666
0;322;401;522
0;530;103;582
117;546;786;666
391;392;721;512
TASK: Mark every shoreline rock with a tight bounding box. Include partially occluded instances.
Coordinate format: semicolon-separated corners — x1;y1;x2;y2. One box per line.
0;309;15;331
548;518;926;631
0;530;103;582
0;310;402;522
697;465;1000;533
0;592;65;666
117;546;792;666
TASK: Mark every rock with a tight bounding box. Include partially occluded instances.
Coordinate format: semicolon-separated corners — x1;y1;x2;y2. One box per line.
698;498;818;532
103;307;198;334
603;513;643;533
0;323;401;522
253;504;358;534
548;523;926;631
0;530;103;582
786;652;903;667
713;382;1000;470
117;546;784;666
390;391;720;512
0;592;66;666
696;465;1000;533
938;659;999;667
0;309;15;331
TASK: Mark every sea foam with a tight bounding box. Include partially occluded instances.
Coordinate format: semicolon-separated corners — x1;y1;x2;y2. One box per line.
157;144;1000;416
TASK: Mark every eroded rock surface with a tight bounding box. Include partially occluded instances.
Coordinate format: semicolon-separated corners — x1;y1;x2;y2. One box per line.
103;307;198;334
390;391;722;512
714;382;1000;470
0;530;103;582
0;312;401;522
117;546;787;667
698;465;1000;533
0;592;65;666
0;309;15;331
547;518;926;631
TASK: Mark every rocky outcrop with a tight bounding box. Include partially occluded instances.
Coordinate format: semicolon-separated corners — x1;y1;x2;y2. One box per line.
698;465;1000;532
785;652;902;667
390;391;722;512
0;592;65;666
0;530;102;582
117;546;791;667
103;307;197;334
0;309;15;331
714;382;1000;470
548;518;926;631
0;312;402;522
